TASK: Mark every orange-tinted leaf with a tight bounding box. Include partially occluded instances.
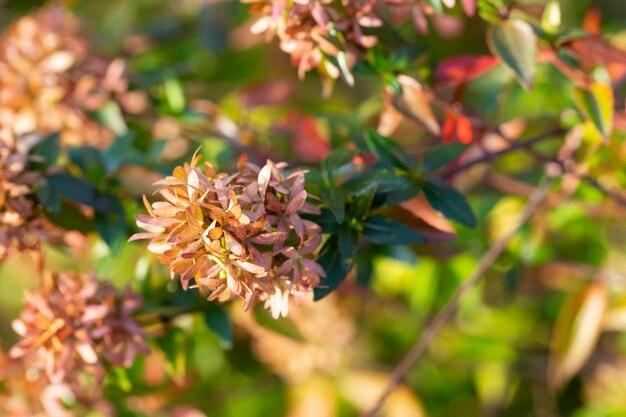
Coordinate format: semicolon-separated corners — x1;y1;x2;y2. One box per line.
399;194;456;235
548;282;608;390
435;55;498;85
562;36;626;70
377;99;404;136
390;75;440;135
582;8;602;35
442;112;473;144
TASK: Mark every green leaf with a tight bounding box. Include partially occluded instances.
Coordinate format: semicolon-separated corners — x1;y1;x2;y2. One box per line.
314;235;350;300
102;133;135;174
423;142;467;170
573;83;614;139
351;182;378;220
203;308;233;350
422;182;477;227
322;148;356;180
345;170;412;195
541;1;561;33
488;19;537;89
364;130;417;170
30;132;60;169
362;216;427;245
35;184;61;214
69;146;106;181
385;182;421;206
49;173;99;208
48;173;117;213
95;101;128;135
321;187;346;223
307;208;341;234
95;198;127;251
163;76;186;114
46;201;95;232
154;327;187;383
338;224;358;271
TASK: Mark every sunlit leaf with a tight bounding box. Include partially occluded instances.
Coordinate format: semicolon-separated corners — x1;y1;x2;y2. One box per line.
488;19;537;89
541;1;561;33
548;282;608;390
573;82;613;139
389;75;440;135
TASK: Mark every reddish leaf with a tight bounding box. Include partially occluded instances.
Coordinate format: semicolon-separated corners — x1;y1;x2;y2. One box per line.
461;0;477;16
442;112;473;144
562;36;626;70
279;113;330;162
582;7;602;35
434;55;498;85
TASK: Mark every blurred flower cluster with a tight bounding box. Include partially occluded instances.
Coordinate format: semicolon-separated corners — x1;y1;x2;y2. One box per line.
0;129;48;260
9;271;148;385
132;154;324;318
244;0;382;90
236;294;354;381
0;5;144;148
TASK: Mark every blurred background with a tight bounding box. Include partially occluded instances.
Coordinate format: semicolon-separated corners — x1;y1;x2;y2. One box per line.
1;0;626;416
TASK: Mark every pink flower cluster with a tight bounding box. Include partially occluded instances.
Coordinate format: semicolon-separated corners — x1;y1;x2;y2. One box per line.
131;154;325;318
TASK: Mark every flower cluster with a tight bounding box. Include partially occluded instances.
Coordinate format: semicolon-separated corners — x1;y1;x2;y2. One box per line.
245;0;382;89
9;271;149;385
131;154;325;318
0;129;48;260
0;5;142;147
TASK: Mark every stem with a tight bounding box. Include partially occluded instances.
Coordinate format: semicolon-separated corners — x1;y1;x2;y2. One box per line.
442;127;566;179
360;180;552;417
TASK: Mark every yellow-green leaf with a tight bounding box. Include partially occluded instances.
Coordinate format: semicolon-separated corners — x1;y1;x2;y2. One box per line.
541;1;561;33
548;282;608;390
573;83;614;139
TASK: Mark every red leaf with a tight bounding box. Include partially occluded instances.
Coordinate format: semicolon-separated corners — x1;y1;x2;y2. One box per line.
442;112;473;144
280;113;330;162
434;55;498;85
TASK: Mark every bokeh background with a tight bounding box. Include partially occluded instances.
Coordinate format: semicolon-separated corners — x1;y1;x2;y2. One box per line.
1;0;626;416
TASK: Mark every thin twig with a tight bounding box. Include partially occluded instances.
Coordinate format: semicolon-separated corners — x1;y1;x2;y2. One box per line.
360;181;552;417
496;132;626;209
442;127;566;179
